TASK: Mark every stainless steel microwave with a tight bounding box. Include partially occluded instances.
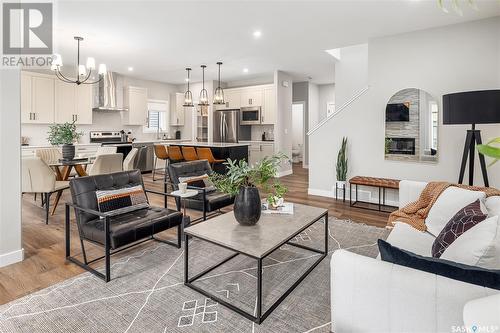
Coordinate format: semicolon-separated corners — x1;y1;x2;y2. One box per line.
240;106;261;125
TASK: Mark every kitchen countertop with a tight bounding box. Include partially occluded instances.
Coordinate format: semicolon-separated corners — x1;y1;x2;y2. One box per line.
168;141;250;148
21;139;189;149
239;140;275;144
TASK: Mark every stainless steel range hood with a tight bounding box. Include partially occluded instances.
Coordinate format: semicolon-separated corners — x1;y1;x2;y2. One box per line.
92;72;128;111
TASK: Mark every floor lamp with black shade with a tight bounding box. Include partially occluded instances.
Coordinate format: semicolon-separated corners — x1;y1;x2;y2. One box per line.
443;90;500;187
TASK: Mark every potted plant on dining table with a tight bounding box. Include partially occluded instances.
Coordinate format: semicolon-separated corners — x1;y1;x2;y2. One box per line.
210;153;288;226
47;121;82;160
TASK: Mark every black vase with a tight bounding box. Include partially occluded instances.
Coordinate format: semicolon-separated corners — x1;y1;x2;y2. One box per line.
233;186;262;226
62;144;75;160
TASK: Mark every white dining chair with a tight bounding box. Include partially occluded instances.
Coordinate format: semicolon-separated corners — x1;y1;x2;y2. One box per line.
87;153;124;176
123;148;139;171
95;146;118;156
22;157;69;224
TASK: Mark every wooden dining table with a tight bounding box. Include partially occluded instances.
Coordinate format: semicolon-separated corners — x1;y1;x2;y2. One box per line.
49;159;91;215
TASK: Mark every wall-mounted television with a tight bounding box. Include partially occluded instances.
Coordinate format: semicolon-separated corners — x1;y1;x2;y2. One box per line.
386;103;410;122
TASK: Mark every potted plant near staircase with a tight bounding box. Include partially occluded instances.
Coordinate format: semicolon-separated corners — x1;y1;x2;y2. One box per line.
47;121;82;161
210;153;287;225
336;137;348;188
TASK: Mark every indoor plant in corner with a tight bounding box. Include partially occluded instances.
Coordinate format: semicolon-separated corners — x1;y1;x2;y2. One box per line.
210;153;287;226
336;137;348;188
47;121;82;160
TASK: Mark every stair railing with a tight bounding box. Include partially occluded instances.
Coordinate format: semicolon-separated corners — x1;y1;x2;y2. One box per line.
307;85;370;136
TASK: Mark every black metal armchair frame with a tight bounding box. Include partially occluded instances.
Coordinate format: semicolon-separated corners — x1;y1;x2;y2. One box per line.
163;180;226;223
65;188;181;282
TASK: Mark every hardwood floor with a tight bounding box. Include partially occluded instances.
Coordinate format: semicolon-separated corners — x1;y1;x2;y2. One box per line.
0;164;389;305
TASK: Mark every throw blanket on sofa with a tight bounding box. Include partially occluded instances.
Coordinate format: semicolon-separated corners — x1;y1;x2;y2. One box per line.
388;182;500;231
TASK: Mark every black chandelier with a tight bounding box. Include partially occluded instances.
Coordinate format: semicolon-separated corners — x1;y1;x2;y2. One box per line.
213;62;225;105
199;65;209;106
51;36;107;85
183;68;194;107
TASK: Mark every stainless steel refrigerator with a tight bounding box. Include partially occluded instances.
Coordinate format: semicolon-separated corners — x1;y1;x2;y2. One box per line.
213;109;239;143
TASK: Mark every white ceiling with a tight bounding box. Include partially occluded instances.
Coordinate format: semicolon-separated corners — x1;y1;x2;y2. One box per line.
53;0;500;85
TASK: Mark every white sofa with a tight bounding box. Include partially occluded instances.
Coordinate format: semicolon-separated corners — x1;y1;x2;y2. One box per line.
331;180;500;333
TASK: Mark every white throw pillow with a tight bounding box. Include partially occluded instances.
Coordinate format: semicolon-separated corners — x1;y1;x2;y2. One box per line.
485;196;500;217
441;215;500;269
425;187;486;236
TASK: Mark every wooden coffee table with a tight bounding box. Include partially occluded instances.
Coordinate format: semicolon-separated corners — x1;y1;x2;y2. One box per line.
183;203;328;324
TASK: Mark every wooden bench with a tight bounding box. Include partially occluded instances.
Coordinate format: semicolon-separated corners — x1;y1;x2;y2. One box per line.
349;176;400;212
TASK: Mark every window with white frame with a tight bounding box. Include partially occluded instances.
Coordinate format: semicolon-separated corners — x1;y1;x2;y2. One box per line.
144;100;169;133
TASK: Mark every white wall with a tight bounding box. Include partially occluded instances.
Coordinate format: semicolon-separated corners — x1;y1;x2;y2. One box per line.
0;69;23;267
274;70;293;176
309;17;500;203
308;83;319;130
318;84;335;121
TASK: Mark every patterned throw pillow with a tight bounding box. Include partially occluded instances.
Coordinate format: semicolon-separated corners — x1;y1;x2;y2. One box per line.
96;185;149;215
431;199;487;258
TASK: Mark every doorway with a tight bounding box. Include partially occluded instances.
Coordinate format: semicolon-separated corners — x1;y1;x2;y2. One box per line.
292;102;305;167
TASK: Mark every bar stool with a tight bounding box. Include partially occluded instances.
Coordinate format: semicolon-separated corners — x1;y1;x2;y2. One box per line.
181;146;199;161
196;147;225;169
153;144;169;181
167;146;184;163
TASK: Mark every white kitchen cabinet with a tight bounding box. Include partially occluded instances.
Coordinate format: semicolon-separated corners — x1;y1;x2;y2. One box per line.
55;81;93;124
261;143;275;157
171;93;185;126
75;84;93;124
32;76;55;123
262;87;276;124
240;88;262;107
248;144;261;165
21;73;55;124
124;86;148;126
55;80;76;123
224;89;241;109
248;143;275;165
22;71;92;125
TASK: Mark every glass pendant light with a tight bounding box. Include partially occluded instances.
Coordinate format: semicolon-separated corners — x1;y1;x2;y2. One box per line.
183;68;194;107
213;62;225;105
199;65;209;106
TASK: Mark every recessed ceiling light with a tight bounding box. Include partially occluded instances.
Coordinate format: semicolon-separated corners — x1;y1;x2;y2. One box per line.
128;67;134;71
252;30;262;38
243;68;249;73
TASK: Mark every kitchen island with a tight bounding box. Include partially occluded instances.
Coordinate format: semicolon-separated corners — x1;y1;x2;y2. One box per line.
168;142;249;173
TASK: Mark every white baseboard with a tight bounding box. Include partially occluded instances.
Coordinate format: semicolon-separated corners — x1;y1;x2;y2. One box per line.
277;169;293;178
0;248;24;268
308;188;335;198
308;187;399;207
302;164;309;169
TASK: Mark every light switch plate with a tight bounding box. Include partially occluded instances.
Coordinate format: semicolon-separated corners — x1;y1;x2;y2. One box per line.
282;80;289;87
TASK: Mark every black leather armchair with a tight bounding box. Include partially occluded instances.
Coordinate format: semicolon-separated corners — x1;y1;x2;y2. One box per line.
167;160;234;222
66;170;183;282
